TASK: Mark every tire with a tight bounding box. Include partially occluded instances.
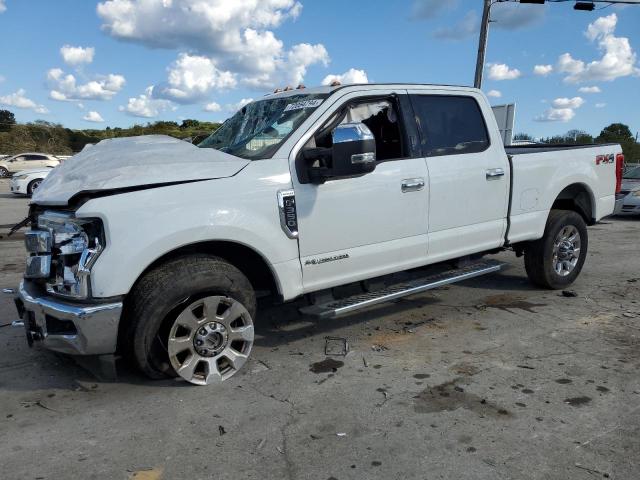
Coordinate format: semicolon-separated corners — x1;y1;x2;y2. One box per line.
0;167;9;178
524;209;588;289
124;254;256;384
27;178;43;196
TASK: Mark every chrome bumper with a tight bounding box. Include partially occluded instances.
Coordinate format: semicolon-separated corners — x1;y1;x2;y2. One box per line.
14;280;122;355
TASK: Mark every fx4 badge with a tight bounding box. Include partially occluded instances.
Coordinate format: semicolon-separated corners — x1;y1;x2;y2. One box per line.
596;153;615;165
305;253;350;266
277;189;298;239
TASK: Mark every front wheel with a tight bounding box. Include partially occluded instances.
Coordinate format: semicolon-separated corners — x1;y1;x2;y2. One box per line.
27;178;43;196
524;209;588;289
0;167;9;178
124;255;256;385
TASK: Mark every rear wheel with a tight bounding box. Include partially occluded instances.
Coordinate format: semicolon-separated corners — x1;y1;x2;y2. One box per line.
0;167;9;178
27;178;43;196
125;255;256;385
524;209;588;289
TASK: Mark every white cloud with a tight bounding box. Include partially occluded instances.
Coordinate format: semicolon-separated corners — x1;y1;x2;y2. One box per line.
226;98;254;112
552;97;584;109
578;86;601;93
536;96;585;122
491;2;546;30
0;89;49;114
533;64;553;76
97;0;327;91
154;53;236;103
47;68;125;101
557;14;639;83
83;111;104;122
60;45;95;66
595;103;607;108
487;63;521;81
0;0;6;13
119;86;173;118
486;90;502;98
535;108;575;123
433;10;478;40
203;102;221;112
322;68;369;86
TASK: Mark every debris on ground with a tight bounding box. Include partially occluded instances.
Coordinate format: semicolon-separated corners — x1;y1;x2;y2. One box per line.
371;344;389;352
309;358;344;373
218;425;226;436
324;336;349;356
561;290;578;297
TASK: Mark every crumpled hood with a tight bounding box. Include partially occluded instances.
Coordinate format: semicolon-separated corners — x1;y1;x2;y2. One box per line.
33;135;249;205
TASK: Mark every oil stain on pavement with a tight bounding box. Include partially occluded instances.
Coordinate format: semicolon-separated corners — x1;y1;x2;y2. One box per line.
413;378;510;417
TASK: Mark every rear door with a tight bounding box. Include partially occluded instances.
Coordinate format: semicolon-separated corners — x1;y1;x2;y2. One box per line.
407;90;509;263
291;91;430;292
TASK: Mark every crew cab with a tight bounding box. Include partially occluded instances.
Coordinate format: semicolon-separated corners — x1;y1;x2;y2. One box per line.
13;83;624;385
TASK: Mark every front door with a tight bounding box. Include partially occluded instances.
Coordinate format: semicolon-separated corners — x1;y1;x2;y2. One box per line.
291;91;430;292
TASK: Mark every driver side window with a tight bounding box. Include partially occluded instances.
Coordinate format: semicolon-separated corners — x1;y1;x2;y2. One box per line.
310;98;405;161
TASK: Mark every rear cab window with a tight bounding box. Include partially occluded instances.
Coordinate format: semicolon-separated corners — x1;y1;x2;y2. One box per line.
409;95;490;157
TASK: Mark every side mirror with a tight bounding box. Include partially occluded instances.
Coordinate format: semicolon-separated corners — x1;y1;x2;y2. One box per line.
330;123;377;177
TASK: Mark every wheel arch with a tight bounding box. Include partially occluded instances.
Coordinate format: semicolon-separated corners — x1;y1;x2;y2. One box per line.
131;240;282;300
550;182;596;226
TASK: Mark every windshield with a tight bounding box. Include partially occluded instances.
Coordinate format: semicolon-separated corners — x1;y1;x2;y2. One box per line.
624;166;640;179
198;93;328;160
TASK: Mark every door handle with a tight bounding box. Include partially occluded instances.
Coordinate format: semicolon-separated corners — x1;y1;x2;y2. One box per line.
486;168;505;180
401;177;425;193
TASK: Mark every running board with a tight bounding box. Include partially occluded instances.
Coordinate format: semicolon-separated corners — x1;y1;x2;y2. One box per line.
300;259;505;319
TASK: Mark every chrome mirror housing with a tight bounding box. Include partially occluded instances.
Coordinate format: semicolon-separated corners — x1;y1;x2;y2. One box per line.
329;122;377;177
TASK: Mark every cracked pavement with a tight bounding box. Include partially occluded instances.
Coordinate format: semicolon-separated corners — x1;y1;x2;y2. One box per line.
1;178;639;480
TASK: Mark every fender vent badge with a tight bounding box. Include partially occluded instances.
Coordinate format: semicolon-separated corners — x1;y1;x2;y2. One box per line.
277;189;298;239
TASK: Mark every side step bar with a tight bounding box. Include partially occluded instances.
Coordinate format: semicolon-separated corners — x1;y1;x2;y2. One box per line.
300;259;505;319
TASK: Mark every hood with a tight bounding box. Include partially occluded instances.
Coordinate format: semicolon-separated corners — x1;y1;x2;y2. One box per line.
33;135;250;205
13;168;54;177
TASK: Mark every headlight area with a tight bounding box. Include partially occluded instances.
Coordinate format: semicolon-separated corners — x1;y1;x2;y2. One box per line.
632;190;640;198
24;211;105;299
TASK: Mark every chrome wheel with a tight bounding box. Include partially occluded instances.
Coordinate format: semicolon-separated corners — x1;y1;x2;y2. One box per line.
167;295;254;385
552;225;581;277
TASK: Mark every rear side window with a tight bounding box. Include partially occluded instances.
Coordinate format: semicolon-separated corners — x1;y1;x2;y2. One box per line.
410;95;489;157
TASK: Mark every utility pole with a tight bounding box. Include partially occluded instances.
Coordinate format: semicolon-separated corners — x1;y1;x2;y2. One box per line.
474;0;492;89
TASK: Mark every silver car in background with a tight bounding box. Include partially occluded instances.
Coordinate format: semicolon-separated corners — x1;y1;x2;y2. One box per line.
618;166;640;216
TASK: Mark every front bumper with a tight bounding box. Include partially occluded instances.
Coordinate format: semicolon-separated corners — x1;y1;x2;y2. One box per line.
615;193;640;215
9;179;26;194
14;280;122;355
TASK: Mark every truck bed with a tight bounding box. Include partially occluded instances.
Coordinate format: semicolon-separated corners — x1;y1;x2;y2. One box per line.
506;142;620;245
505;143;618;155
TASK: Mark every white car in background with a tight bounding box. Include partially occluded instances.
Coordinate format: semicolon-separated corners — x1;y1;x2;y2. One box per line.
0;153;61;177
10;167;54;196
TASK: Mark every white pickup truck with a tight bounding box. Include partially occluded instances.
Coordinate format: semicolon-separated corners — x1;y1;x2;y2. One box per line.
14;83;625;385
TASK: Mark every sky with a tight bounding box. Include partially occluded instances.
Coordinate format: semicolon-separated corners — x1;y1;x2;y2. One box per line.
0;0;638;139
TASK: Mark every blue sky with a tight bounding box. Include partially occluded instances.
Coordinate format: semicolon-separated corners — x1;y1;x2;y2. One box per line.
0;0;638;139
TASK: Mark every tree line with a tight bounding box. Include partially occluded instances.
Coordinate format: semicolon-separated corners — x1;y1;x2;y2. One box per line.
0;109;221;155
1;108;638;162
514;123;639;162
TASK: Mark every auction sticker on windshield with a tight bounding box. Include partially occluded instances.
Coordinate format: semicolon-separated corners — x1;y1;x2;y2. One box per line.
283;99;323;112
